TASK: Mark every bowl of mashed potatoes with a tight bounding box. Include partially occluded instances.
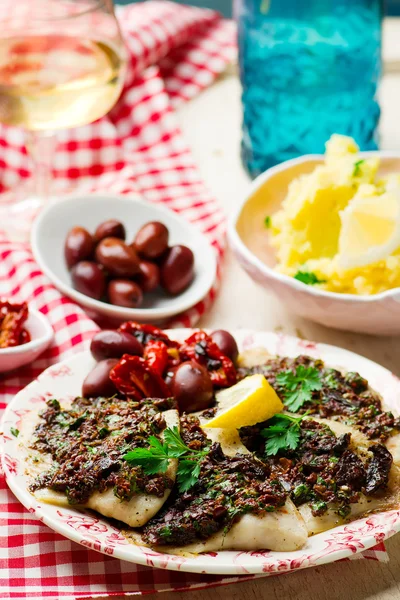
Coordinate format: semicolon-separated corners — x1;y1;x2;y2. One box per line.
229;135;400;335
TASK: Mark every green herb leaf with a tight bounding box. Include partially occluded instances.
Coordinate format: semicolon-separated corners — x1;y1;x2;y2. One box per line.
263;423;300;455
270;412;305;426
276;365;322;411
47;399;60;410
353;159;365;177
264;216;271;228
294;271;326;285
177;459;202;492
322;369;339;390
69;411;89;431
261;412;307;456
97;427;110;439
163;426;192;458
123;427;209;490
124;447;170;475
293;483;310;502
148;435;169;456
10;427;19;438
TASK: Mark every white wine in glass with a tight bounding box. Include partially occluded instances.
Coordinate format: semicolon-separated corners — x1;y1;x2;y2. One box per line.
0;0;127;238
0;35;125;130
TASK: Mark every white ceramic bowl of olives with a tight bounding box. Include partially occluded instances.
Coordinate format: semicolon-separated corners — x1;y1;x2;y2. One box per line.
31;194;217;323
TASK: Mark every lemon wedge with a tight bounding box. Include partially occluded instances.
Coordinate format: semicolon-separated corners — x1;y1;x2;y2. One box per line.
337;188;400;270
204;374;283;429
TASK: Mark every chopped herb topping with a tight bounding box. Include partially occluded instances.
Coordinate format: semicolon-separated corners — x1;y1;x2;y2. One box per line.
10;427;19;438
264;216;272;228
353;159;365;177
294;271;326;285
29;396;176;504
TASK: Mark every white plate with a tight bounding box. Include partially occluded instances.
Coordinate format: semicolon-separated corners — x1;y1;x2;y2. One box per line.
31;195;217;323
2;329;400;575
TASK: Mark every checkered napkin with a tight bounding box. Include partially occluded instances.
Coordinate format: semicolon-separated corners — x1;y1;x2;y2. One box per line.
0;3;388;599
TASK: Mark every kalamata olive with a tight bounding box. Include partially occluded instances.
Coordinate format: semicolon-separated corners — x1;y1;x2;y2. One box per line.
95;237;140;277
90;329;143;361
108;279;143;308
65;226;94;269
165;365;179;388
136;260;160;293
82;358;119;398
94;219;126;243
160;245;194;295
210;330;239;362
134;221;169;259
71;261;106;299
172;360;214;413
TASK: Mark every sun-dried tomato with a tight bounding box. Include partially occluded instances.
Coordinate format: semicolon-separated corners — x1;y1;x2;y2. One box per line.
19;329;31;344
179;331;237;388
109;354;170;400
118;322;179;349
144;340;169;377
0;299;29;348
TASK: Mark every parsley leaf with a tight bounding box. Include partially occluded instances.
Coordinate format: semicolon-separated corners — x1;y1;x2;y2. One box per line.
124;427;209;492
10;427;19;438
276;365;322;411
124;447;171;475
177;459;202;493
264;216;272;228
353;159;365;177
163;426;191;458
294;271;326;285
261;413;306;456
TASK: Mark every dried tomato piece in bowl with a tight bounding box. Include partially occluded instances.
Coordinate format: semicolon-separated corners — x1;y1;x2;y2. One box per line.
0;299;30;348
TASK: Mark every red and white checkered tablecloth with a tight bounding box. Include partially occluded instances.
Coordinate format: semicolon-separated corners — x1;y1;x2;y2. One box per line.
0;3;388;598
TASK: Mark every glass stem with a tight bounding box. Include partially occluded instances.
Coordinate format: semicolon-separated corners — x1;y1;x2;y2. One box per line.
27;131;56;201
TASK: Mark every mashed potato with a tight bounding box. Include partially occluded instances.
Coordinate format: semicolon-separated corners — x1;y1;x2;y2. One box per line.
271;135;400;295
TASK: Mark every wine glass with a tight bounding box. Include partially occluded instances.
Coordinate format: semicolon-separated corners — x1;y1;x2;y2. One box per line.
0;0;127;238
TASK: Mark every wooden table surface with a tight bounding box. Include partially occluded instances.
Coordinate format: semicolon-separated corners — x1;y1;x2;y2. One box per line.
109;20;400;600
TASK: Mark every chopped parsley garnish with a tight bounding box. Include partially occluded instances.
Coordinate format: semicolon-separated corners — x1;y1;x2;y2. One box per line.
261;413;308;456
294;271;326;285
47;399;60;410
264;216;271;228
276;365;323;411
97;427;110;439
292;483;309;502
322;369;340;389
337;504;351;518
124;427;209;493
353;159;365;177
69;411;89;431
311;500;327;514
10;427;19;438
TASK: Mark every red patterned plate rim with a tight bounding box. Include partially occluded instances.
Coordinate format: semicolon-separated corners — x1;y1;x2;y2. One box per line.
2;329;400;575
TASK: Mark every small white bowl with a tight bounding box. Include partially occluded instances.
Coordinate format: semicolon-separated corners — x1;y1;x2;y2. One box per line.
0;308;53;373
229;152;400;336
31;194;217;323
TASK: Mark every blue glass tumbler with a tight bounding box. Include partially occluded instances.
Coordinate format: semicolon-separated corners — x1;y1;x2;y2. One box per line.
236;0;383;177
